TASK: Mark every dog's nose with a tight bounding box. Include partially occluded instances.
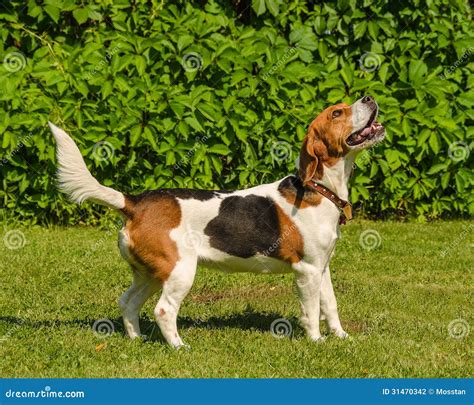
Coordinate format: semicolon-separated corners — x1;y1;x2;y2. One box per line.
361;95;374;104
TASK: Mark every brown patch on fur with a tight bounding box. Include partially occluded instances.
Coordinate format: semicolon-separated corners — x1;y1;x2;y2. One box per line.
278;176;322;209
121;197;135;219
122;194;181;282
274;203;304;263
299;103;352;185
159;308;166;316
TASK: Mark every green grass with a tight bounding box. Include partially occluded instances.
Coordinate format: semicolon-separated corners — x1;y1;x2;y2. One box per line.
0;221;472;378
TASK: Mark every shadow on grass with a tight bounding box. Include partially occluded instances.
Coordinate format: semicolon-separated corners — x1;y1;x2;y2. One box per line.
0;308;302;344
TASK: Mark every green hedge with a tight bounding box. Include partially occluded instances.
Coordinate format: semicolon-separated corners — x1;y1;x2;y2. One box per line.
0;0;472;225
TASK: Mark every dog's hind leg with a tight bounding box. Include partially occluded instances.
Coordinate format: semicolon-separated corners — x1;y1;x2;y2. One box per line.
154;256;197;349
119;269;159;339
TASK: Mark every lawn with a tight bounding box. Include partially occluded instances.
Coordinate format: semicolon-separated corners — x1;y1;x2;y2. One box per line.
0;220;472;378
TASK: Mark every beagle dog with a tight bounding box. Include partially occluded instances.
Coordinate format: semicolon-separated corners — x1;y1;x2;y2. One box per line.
49;96;384;348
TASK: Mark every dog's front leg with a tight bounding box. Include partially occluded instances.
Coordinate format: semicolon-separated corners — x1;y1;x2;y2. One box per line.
320;266;348;338
294;263;324;341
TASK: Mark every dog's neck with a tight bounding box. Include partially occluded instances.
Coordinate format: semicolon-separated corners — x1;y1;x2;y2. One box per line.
316;153;357;201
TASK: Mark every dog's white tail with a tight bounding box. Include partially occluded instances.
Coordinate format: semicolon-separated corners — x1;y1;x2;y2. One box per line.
48;122;125;210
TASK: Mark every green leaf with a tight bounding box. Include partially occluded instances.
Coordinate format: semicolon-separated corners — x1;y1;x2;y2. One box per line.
265;0;279;16
135;55;147;76
185;116;204;132
208;144;231;155
44;5;60;22
428;132;440;153
252;0;266;16
426;164;447;175
72;8;89;24
409;60;427;85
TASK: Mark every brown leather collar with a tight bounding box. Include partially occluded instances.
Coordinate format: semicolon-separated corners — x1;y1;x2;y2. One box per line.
306;181;353;224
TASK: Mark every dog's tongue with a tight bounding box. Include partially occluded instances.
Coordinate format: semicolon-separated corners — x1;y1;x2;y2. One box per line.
360;122;382;137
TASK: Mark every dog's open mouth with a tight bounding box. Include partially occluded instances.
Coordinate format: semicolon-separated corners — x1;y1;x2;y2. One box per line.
346;110;384;146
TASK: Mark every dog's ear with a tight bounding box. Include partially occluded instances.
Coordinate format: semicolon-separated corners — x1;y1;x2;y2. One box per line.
298;126;326;185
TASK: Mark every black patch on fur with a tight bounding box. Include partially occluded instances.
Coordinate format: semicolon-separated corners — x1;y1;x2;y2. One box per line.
277;175;313;204
128;188;232;203
204;195;281;258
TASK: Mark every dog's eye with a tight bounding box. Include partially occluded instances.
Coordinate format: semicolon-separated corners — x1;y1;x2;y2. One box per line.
332;109;342;118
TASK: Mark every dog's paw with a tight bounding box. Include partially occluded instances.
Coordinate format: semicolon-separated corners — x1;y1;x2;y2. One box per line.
333;329;349;339
173;342;191;351
310;335;326;343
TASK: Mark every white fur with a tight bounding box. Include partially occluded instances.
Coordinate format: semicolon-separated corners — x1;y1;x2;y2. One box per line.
351;98;376;130
48;122;125;209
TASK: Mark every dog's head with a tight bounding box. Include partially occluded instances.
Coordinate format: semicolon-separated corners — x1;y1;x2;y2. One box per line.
298;96;385;185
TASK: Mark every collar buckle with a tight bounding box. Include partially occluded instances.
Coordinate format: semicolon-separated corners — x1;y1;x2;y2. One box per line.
308;181;353;225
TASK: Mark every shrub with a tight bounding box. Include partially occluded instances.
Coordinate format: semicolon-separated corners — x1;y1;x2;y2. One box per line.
0;0;472;224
